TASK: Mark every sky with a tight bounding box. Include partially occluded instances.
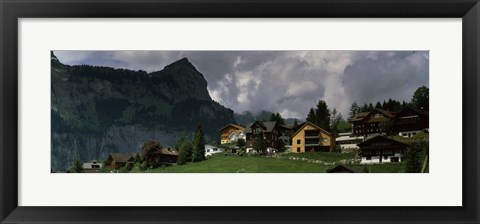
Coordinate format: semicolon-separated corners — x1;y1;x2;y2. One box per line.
53;50;429;119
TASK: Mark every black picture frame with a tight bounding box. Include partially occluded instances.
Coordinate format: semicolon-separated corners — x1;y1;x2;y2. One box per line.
1;0;479;223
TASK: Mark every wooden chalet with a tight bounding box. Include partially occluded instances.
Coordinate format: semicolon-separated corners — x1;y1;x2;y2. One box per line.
244;121;290;151
393;107;429;137
141;144;179;166
351;108;396;137
106;153;135;169
219;124;245;144
291;121;335;153
357;135;407;164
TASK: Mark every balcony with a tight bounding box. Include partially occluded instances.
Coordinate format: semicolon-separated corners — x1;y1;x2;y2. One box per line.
304;130;320;137
304;139;320;146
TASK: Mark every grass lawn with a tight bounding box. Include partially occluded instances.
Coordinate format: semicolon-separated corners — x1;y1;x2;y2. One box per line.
133;154;330;173
280;151;358;163
350;163;406;173
126;152;417;173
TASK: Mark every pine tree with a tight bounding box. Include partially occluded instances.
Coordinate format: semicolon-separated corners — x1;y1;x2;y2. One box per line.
348;101;360;118
175;134;192;161
176;136;192;165
411;85;429;111
306;108;316;123
177;141;188;165
314;100;331;131
404;143;423;173
360;103;369;113
269;112;285;125
330;108;340;135
191;126;206;162
275;112;285;125
368;103;374;111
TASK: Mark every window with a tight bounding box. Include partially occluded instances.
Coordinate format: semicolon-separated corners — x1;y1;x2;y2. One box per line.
366;156;371;160
297;139;301;144
297;147;301;152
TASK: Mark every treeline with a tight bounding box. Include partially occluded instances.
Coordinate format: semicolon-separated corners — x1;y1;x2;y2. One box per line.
305;100;350;136
303;86;429;136
348;85;429;117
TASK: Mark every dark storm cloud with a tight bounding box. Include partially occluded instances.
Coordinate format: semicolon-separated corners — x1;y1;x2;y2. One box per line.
54;50;429;119
343;51;429;107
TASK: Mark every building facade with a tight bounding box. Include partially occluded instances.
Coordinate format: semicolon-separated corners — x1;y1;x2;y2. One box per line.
245;121;289;151
106;153;135;169
219;124;245;144
335;132;364;152
393;107;429;138
351;108;396;137
357;135;407;164
291;122;335;153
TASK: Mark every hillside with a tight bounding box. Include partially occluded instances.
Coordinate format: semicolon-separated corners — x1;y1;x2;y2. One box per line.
234;110;302;127
51;52;235;171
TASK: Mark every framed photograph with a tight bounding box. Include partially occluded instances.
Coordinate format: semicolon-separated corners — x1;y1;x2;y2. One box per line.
1;0;479;223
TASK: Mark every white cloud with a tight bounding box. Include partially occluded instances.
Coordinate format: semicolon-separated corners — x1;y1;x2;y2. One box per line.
54;50;429;120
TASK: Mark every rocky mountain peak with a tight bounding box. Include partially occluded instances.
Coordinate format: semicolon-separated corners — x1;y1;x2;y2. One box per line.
167;57;190;67
151;58;211;101
161;57;203;78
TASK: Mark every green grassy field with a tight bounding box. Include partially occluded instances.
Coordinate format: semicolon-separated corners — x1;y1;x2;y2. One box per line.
280;152;358;163
132;154;330;173
127;152;415;173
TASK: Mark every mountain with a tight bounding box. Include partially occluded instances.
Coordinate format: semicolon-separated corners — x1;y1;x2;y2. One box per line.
51;52;235;171
234;110;303;127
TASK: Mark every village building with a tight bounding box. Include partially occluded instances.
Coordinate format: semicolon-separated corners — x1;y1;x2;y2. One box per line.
205;144;224;157
141;146;179;166
351;108;396;137
82;162;103;173
335;132;364;152
393;107;429;138
357;135;407;164
278;124;292;145
106;153;135;169
228;131;246;143
219;124;245;144
244;121;290;152
291;121;335;153
327;164;359;173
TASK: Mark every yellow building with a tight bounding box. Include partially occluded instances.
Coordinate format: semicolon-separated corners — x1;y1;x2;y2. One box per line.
219;124;245;144
291;122;335;153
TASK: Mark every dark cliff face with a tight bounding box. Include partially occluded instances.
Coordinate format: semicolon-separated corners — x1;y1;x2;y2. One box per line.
50;52;234;171
151;57;211;102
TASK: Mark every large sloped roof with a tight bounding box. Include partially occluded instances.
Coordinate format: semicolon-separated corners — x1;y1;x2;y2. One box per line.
351;108;396;122
109;153;134;163
245;121;277;133
219;123;245;132
291;121;332;138
350;112;370;122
